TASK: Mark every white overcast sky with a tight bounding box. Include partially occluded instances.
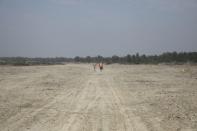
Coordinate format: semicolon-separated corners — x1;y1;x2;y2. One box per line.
0;0;197;57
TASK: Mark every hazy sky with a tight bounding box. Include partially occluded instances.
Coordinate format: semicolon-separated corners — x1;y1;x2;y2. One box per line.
0;0;197;57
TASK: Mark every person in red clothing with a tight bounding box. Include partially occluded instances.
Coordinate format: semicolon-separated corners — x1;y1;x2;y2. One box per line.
99;62;103;72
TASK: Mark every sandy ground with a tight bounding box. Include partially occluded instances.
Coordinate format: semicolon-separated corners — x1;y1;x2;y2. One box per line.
0;64;197;131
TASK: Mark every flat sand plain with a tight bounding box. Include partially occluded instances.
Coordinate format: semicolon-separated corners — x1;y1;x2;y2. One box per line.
0;64;197;131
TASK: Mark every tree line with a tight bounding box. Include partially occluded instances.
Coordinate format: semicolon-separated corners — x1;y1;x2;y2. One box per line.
0;52;197;66
74;52;197;64
0;57;72;66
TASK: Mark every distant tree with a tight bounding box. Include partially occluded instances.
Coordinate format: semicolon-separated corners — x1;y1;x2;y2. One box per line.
126;54;132;63
141;54;147;64
85;56;91;63
135;53;140;64
112;55;119;63
74;56;80;62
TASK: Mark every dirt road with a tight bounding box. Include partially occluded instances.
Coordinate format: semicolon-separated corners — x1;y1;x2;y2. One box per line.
0;64;197;131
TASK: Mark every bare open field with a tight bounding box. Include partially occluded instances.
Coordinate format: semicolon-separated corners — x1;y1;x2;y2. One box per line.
0;64;197;131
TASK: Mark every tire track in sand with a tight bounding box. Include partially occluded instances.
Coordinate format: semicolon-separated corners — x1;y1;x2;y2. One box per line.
1;65;149;131
60;70;148;131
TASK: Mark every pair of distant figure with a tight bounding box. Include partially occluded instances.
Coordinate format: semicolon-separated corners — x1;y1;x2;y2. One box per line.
93;63;104;72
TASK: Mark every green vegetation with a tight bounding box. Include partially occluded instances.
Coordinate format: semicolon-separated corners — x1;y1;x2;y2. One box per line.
74;52;197;64
0;52;197;66
0;57;72;66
